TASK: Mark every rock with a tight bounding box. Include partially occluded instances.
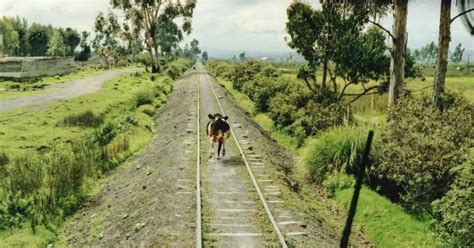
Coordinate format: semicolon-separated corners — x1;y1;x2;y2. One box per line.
122;214;129;219
136;165;141;170
134;222;146;232
47;244;54;248
142;185;147;190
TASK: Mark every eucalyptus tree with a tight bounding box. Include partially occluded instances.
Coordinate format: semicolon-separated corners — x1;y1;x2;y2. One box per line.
286;0;390;101
61;28;81;56
28;23;49;56
76;31;92;61
450;43;465;63
47;30;67;57
110;0;197;73
387;0;408;107
93;12;122;66
0;17;20;55
156;16;183;59
433;0;474;108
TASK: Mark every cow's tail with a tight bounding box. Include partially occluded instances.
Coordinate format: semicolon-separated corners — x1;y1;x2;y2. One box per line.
218;141;223;156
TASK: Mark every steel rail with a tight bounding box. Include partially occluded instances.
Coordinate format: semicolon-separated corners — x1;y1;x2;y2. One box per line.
204;73;288;248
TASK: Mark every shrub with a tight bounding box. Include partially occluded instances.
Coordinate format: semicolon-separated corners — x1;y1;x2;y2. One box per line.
62;110;104;127
135;90;155;107
432;159;474;246
242;75;287;112
304;126;369;183
322;173;355;197
229;60;277;91
269;88;344;146
372;93;473;209
93;120;123;146
137;52;151;67
117;60;128;67
138;104;156;117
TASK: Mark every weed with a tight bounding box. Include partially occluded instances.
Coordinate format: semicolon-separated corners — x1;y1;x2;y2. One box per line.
62;110;104;127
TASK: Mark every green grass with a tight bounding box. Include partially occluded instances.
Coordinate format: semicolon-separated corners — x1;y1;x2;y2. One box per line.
0;69;174;246
0;69;162;155
0;224;58;248
335;187;441;247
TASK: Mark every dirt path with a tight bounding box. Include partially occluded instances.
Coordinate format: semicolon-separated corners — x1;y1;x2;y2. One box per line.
0;69;132;114
58;67;355;247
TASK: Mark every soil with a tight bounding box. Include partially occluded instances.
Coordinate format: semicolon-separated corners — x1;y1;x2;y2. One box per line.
0;70;131;114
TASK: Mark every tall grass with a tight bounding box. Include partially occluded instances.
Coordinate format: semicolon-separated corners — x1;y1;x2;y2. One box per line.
61;110;104;127
0;152;8;167
0;118;131;232
304;126;369;183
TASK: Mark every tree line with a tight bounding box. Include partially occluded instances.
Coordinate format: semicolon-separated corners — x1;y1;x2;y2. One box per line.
0;16;90;60
411;41;466;64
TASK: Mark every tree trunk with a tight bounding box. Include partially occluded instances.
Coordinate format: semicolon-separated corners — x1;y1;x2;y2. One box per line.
388;0;408;107
322;58;328;89
151;46;161;73
433;0;451;108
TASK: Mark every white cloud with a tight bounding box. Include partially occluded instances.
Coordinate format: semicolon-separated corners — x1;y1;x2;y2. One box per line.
1;0;472;57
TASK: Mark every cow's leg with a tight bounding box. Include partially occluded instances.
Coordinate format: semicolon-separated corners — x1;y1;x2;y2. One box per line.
222;142;226;156
209;141;214;159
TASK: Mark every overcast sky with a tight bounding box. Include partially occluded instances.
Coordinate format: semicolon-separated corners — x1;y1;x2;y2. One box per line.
1;0;473;57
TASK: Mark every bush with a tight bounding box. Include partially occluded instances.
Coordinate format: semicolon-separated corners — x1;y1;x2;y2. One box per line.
372;93;473;209
135;90;155;107
138;104;156;117
93;120;123;147
322;173;355;197
229;60;278;91
432;159;474;246
62;110;104;127
269;87;345;146
304;126;369;183
117;59;128;67
137;52;151;67
162;58;192;80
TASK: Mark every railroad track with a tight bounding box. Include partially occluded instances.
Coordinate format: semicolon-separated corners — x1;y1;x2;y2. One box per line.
192;66;308;247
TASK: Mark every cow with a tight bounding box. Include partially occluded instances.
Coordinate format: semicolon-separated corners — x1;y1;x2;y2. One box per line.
207;113;231;159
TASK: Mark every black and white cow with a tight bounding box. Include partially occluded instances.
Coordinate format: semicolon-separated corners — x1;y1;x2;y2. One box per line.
207;113;231;159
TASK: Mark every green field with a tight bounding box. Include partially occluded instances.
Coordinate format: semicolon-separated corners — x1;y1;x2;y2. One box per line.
0;67;175;246
0;68;166;156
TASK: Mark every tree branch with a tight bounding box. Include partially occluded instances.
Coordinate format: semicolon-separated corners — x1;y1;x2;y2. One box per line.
303;77;314;91
345;85;381;104
450;8;474;24
338;80;353;101
369;20;395;40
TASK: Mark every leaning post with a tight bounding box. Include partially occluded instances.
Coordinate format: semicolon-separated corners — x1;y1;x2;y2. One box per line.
340;131;374;248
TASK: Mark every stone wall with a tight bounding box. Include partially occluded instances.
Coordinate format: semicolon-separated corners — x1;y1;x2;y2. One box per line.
0;57;78;80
